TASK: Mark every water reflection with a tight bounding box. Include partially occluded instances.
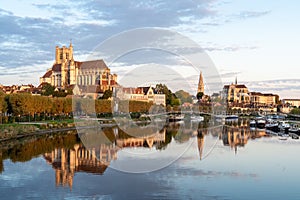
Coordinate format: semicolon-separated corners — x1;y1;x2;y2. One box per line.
44;143;117;188
0;118;289;188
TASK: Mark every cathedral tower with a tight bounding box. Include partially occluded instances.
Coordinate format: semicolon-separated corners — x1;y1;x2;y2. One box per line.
55;42;74;88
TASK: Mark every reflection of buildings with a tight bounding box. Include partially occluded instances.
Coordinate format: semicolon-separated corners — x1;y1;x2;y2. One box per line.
197;131;205;160
222;126;249;154
44;128;166;188
221;119;267;153
44;143;118;189
116;131;165;148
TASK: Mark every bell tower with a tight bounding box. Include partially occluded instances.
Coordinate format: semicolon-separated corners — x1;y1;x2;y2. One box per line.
55;42;74;88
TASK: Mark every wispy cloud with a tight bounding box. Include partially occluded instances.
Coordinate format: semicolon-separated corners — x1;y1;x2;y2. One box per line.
245;79;300;99
236;11;271;20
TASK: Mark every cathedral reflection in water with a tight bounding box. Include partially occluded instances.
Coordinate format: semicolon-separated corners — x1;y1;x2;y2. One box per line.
44;119;269;188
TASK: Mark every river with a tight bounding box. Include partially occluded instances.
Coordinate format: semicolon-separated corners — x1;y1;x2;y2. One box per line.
1;118;300;199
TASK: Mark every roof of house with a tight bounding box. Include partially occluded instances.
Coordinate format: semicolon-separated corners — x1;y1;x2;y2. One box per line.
282;99;300;101
42;70;52;78
138;87;151;95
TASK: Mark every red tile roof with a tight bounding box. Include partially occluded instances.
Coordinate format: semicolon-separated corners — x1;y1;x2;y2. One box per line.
42;70;52;78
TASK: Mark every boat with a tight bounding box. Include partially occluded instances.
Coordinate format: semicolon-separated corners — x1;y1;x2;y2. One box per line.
265;119;279;132
289;133;299;139
250;119;256;128
168;114;184;122
255;117;266;129
191;115;204;122
278;121;290;133
278;135;288;140
288;124;300;135
225;115;239;121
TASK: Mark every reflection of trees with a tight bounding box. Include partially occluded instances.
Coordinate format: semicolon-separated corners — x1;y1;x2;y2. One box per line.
0;132;80;173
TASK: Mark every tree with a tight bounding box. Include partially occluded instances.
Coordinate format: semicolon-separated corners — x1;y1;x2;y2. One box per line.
41;83;55;96
0;91;7;113
290;108;300;115
101;90;113;99
155;84;180;106
175;90;193;104
196;92;204;100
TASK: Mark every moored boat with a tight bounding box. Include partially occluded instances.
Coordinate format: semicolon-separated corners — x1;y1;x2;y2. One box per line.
191;115;204;122
256;117;266;129
278;121;290;133
265;119;279;132
250;119;256;128
168;114;184;122
288;124;300;135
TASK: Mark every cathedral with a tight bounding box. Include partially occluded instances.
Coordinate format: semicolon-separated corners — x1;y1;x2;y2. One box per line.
40;42;117;92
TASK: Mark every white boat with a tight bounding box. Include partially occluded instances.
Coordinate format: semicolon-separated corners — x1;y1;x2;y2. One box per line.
278;121;290;133
250;120;256;128
265;119;279;132
289;124;300;134
255;117;266;128
191;115;204;122
278;134;289;140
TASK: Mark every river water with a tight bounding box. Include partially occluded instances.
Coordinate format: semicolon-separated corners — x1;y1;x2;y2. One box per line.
1;118;300;200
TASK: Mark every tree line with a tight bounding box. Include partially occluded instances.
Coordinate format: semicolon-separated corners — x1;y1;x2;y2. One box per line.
0;91;155;123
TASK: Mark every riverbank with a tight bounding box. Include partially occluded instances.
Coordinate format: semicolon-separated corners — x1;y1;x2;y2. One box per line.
0;120;76;141
0;118;119;141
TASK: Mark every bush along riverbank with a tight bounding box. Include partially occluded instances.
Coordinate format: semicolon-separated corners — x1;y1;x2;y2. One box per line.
0;120;76;141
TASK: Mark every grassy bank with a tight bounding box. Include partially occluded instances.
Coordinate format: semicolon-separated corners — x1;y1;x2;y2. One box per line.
0;119;75;140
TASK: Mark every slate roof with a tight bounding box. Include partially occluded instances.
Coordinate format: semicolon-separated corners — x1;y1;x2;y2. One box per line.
78;59;108;70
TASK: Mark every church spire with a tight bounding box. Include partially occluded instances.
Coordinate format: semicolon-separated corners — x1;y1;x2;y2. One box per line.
235;76;237;85
197;71;204;95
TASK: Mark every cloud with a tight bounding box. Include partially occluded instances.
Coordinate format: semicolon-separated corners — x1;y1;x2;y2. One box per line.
245;79;300;99
203;44;258;52
1;0;273;86
237;11;271;19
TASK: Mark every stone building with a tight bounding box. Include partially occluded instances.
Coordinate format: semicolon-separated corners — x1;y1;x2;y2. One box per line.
40;42;117;93
116;86;166;106
249;92;278;106
222;82;250;104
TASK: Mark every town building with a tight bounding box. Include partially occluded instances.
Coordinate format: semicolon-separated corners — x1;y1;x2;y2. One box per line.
116;86;166;106
40;42;117;93
282;99;300;107
249;92;278;106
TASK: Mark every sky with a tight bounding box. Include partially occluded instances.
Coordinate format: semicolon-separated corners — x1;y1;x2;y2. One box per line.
1;0;300;98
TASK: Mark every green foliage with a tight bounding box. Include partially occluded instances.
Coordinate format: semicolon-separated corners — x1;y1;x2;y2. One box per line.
290;108;300;115
41;83;55;96
101;90;113;99
175;90;193;104
155;84;180;106
1;133;79;163
0;92;7;113
196;92;204;100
